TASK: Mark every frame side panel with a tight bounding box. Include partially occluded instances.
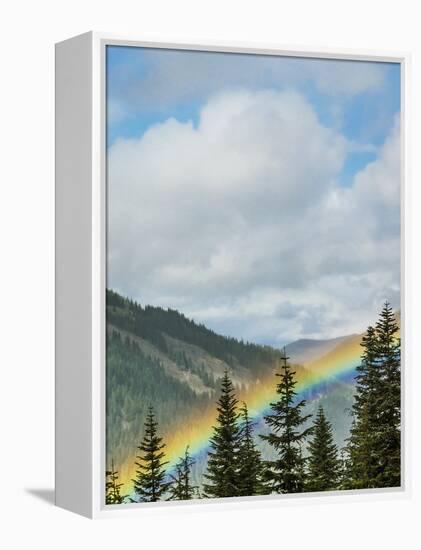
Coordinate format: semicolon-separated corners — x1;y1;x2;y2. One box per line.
55;32;93;518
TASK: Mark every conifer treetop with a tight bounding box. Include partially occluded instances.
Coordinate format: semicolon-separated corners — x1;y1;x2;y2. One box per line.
260;348;313;494
203;370;242;498
132;405;170;502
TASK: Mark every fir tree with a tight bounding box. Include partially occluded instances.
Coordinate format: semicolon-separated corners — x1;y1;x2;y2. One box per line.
374;302;401;487
167;446;197;501
345;325;380;488
306;406;340;492
260;348;313;494
105;460;126;504
237;402;268;496
346;302;400;489
203;370;241;498
132;406;169;502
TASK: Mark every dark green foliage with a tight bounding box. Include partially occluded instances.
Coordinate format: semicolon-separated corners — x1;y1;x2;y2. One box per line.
167;446;198;501
237;402;269;496
203;371;241;498
374;302;401;487
346;302;401;489
260;349;313;494
105;460;126;504
106;330;207;472
107;289;278;372
345;325;380;488
132;407;169;502
306;406;340;492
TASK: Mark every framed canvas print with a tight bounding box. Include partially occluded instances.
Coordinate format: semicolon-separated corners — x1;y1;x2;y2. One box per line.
55;32;408;518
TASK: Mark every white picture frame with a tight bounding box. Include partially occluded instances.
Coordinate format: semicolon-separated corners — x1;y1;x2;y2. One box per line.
55;31;409;519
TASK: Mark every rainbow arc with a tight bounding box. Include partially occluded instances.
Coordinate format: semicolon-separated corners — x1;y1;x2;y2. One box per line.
118;332;365;492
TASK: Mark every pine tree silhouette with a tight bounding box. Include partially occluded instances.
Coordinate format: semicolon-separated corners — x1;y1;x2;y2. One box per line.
105;460;126;504
260;348;312;493
203;370;241;498
374;302;401;487
306;406;339;492
132;406;169;502
237;402;268;496
346;302;400;489
346;325;381;488
167;446;198;500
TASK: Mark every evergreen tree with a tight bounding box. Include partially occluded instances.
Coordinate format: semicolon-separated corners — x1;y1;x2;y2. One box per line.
346;302;400;489
374;302;401;487
132;406;169;502
306;406;340;492
105;460;126;504
260;348;313;494
167;446;197;501
203;370;241;498
346;325;381;488
237;402;268;496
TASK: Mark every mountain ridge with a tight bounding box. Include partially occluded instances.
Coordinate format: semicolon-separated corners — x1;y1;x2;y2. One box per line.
286;334;357;365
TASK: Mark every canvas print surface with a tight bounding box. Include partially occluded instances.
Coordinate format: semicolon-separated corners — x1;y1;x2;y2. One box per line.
105;45;401;505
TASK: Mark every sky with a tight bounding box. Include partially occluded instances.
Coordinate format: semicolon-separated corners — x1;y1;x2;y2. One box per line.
106;45;401;347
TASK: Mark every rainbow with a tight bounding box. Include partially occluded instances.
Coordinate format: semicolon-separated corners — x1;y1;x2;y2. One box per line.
118;333;364;492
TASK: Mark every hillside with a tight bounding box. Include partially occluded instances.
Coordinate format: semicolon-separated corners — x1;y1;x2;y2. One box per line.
106;289;280;388
106;289;282;471
106;289;362;490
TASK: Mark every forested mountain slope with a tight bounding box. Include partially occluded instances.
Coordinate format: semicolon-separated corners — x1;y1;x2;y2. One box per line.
106;289;281;469
106;289;360;479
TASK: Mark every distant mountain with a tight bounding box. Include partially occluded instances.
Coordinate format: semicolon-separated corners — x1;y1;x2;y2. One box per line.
286;335;356;365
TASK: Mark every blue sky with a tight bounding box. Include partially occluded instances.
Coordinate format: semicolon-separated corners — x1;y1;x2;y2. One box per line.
107;46;400;187
106;45;401;345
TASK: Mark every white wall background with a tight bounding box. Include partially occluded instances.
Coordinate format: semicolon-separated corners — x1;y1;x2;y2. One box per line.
0;1;419;548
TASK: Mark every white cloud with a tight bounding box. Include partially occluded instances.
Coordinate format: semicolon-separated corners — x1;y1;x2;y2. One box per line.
107;90;400;345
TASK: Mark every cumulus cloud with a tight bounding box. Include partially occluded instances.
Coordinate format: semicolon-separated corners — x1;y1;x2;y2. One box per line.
107;89;400;345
